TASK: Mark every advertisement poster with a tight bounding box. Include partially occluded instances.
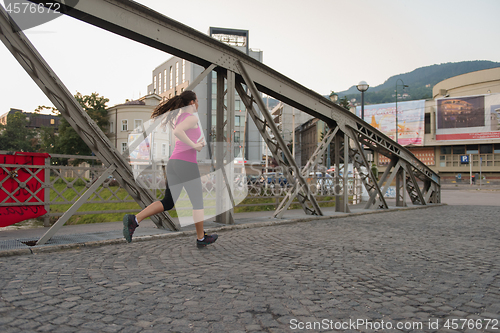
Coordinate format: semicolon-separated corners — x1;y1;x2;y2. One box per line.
436;94;500;141
128;133;152;162
356;100;426;146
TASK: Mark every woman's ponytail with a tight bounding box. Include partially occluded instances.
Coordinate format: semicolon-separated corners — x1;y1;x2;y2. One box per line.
151;90;197;127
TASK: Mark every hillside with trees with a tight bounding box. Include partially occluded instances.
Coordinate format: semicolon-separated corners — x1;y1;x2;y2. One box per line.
336;60;500;104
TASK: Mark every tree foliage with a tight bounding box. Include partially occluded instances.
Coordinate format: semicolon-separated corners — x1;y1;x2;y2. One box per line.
0;111;37;152
50;92;109;165
336;60;500;104
0;92;110;164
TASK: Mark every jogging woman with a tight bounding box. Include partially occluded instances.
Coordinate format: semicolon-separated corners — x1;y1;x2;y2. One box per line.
123;90;218;247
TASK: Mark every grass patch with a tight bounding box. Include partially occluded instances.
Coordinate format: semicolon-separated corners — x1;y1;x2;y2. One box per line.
46;180;353;225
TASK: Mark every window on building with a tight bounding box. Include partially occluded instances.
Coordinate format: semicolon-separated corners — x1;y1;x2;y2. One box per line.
440;146;451;155
175;62;179;88
50;119;55;125
122;120;128;131
494;144;500;153
234;146;241;157
134;119;143;130
212;115;217;127
169;66;173;89
182;59;186;83
162;143;167;156
110;121;114;133
452;146;465;154
212;99;217;110
158;73;162;94
153;76;157;94
235;115;240;127
234;131;240;142
480;144;493;154
122;142;127;153
153;143;157;157
424;113;431;134
164;69;167;92
466;145;478;154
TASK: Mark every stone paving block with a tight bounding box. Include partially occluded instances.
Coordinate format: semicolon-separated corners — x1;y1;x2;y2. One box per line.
1;205;499;332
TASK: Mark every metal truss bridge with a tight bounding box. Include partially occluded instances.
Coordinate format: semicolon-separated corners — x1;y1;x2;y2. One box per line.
0;0;440;245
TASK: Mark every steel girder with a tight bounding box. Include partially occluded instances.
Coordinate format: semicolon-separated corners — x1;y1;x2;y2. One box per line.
2;0;440;227
0;5;180;233
25;0;439;195
274;126;339;218
235;62;322;217
215;69;236;224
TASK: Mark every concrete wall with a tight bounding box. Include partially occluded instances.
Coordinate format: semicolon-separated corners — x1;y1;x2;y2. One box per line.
433;67;500;98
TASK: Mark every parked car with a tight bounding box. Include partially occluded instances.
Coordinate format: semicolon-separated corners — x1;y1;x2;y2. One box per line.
260;172;288;187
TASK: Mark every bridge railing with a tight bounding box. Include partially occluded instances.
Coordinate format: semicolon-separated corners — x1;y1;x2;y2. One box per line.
0;152;362;228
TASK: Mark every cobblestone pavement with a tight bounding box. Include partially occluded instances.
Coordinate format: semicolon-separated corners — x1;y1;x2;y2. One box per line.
0;205;499;333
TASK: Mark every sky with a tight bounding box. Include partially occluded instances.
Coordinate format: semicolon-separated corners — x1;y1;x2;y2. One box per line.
1;0;500;115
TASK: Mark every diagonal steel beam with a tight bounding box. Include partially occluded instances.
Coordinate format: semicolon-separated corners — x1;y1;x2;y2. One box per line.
373;160;402;209
36;165;116;245
0;5;178;231
235;81;321;217
364;157;397;209
235;61;322;217
404;163;426;205
348;127;388;209
275;126;339;218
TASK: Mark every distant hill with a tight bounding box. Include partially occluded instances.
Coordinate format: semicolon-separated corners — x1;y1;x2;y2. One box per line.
335;60;500;104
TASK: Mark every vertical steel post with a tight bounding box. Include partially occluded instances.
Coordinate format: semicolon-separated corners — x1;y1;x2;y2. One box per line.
334;132;341;212
223;70;235;224
342;133;350;213
214;69;235;224
215;70;225;223
43;155;51;227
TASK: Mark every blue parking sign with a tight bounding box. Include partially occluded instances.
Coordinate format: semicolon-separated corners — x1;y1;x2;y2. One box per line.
460;155;469;164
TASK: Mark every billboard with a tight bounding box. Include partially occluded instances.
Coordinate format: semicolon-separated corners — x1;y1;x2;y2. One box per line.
436;94;500;141
356;100;426;146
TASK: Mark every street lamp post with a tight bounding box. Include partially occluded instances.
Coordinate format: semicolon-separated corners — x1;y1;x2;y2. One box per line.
395;79;408;143
327;92;340;169
356;81;369;120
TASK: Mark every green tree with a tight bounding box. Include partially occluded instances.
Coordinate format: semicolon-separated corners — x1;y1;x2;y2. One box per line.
33;106;58;153
35;93;109;165
338;96;350;110
0;111;37;152
54;92;109;165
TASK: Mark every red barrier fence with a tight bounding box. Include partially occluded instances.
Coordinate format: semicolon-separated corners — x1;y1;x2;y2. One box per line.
0;152;50;227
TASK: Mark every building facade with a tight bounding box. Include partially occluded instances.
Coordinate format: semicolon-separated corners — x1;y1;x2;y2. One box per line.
0;108;59;129
293;67;500;182
145;27;264;164
365;68;500;181
106;94;163;155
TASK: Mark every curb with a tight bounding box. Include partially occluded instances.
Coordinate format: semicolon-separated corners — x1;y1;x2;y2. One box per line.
0;203;446;258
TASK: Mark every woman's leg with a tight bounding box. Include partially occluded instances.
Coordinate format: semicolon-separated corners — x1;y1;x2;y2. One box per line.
136;201;165;224
172;160;208;240
136;161;183;224
193;209;204;239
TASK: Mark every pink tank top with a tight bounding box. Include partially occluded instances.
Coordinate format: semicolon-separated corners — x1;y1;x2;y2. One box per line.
169;113;201;163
